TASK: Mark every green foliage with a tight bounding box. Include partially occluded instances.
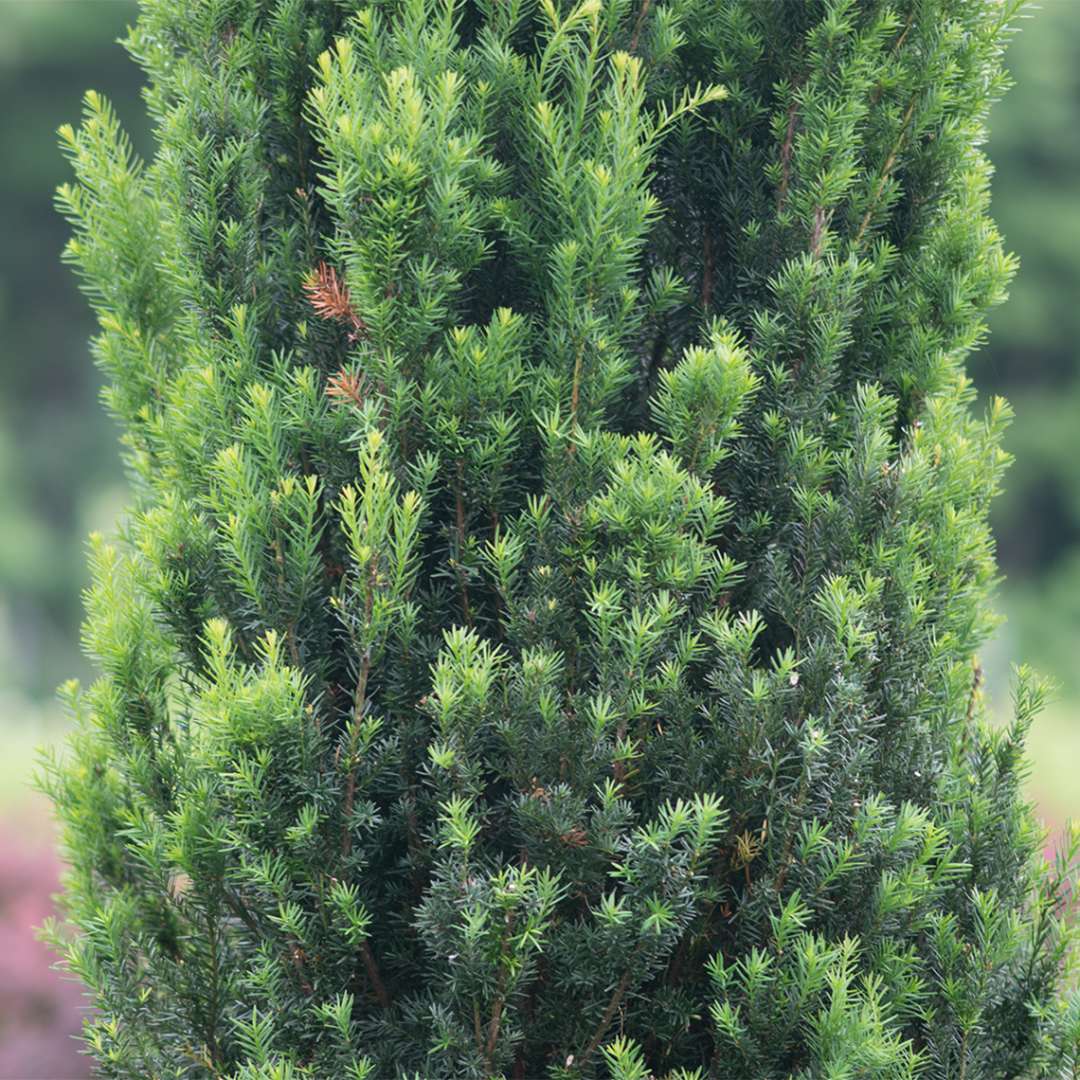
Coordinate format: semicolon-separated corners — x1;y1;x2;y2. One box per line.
42;0;1080;1076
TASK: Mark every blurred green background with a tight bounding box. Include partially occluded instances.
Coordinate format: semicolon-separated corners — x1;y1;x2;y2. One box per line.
0;1;1077;1074
978;0;1080;832
0;5;145;1074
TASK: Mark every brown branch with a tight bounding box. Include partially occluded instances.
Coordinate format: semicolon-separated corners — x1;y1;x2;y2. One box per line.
360;938;391;1009
852;95;918;248
809;205;830;260
482;910;519;1070
485;995;505;1066
578;965;636;1072
870;13;914;106
966;660;984;730
775;96;800;213
629;0;652;53
772;791;802;895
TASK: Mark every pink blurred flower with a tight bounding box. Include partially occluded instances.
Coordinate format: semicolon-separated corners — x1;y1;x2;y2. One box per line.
0;822;90;1079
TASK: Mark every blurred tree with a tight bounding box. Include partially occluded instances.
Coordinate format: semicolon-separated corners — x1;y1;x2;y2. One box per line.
0;14;146;1075
980;0;1080;698
0;0;146;702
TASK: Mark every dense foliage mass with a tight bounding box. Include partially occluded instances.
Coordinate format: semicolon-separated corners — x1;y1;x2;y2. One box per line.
44;0;1080;1076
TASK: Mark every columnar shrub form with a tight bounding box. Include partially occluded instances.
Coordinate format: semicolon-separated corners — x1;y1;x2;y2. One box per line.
44;0;1080;1076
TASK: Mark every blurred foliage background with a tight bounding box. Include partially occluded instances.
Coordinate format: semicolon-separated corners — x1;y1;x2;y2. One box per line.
0;2;144;799
0;1;1076;1074
0;5;143;1074
979;0;1080;830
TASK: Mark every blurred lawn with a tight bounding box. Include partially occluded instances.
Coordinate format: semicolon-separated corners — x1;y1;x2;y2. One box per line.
1025;702;1080;828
